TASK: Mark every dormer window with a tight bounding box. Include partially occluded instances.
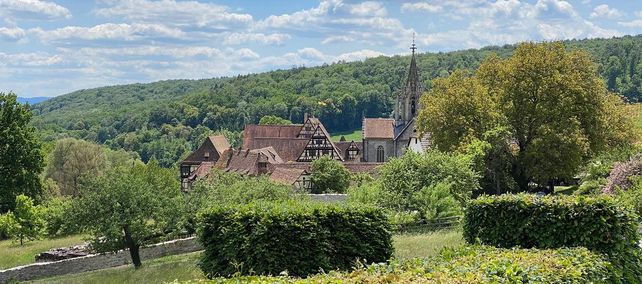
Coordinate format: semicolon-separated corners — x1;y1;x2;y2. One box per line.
204;152;210;159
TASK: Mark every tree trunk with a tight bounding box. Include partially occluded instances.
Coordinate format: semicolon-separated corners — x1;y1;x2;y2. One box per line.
123;225;142;269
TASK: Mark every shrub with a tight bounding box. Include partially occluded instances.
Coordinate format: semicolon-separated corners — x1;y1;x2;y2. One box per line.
464;194;642;282
201;246;613;283
0;212;17;240
40;197;77;237
6;195;45;245
310;155;351;193
603;155;642;194
197;201;393;278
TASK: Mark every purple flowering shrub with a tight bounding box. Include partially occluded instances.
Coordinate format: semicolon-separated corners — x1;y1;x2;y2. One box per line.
603;155;642;194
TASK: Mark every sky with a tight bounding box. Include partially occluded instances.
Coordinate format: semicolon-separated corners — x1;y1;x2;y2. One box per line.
2;0;642;97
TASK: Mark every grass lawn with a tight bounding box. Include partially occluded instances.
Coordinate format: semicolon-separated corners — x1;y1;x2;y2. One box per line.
393;229;464;259
330;129;362;142
0;234;86;269
30;229;464;283
28;251;205;284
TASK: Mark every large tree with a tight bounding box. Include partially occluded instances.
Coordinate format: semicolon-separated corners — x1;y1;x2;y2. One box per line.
0;93;43;212
310;156;351;194
45;138;108;196
73;160;182;268
418;42;639;192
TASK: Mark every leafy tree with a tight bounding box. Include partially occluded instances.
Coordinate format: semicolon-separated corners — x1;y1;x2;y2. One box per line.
0;93;44;213
73;160;182;268
310;156;351;193
258;115;292;125
378;151;479;208
45;138;108;196
419;42;639;192
7;195;45;245
411;183;462;221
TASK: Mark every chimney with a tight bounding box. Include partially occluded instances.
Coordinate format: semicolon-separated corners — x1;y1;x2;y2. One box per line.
304;112;309;123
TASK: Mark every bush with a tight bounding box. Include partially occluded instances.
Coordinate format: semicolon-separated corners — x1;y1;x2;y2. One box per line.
604;155;642;194
464;194;642;282
197;201;393;278
310;155;351;193
0;212;17;240
202;246;613;283
40;198;77;237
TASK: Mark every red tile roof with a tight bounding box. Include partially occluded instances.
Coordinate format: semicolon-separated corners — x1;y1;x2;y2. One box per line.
208;135;231;156
363;118;395;139
269;167;307;185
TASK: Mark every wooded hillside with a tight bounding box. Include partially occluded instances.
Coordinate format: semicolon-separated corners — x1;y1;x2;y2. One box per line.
31;35;642;167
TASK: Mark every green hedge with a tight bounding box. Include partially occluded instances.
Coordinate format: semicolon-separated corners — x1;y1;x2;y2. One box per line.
191;246;613;283
197;202;393;278
463;194;642;282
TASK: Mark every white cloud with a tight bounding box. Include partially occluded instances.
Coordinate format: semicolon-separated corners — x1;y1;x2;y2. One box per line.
590;4;622;19
415;0;619;51
0;52;62;66
94;0;252;29
335;49;385;61
32;23;185;43
0;26;26;41
0;0;71;20
400;2;443;13
222;32;290;45
618;20;642;28
634;11;642;18
349;1;387;17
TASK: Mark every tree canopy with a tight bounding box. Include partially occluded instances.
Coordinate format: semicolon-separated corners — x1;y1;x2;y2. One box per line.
0;93;44;212
418;42;639;192
310;156;351;193
73;160;182;268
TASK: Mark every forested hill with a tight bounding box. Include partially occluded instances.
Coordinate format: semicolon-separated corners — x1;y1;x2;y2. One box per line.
32;35;642;167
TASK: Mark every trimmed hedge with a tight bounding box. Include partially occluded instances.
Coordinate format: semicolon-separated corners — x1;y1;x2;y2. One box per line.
197;201;393;278
463;194;642;282
189;246;613;283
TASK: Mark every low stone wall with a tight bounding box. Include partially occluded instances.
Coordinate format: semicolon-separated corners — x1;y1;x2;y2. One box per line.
307;194;347;202
0;237;203;283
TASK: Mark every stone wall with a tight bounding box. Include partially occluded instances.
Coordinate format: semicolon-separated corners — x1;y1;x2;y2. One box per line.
0;237;202;283
308;194;347;202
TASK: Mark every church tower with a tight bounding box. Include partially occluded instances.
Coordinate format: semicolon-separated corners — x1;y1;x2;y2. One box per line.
395;37;424;127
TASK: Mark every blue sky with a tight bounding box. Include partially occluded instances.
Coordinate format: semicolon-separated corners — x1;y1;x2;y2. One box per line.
1;0;642;97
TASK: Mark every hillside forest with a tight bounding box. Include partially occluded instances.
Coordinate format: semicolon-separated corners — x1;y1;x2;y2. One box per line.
30;35;642;167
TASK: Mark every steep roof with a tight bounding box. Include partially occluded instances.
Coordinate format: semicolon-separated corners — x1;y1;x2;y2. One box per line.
186;162;215;180
248;137;309;162
242;124;302;148
215;147;284;176
208;135;231;156
363;118;395;139
336;141;362;155
269;167;307;186
182;135;230;164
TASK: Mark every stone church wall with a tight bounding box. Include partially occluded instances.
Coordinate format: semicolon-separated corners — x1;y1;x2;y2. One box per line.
363;138;395;162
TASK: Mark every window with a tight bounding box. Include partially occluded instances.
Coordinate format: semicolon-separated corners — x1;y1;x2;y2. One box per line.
180;165;191;178
347;149;358;160
376;146;384;162
204;152;210;159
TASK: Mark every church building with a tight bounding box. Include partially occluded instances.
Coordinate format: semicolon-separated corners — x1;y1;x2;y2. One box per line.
361;41;428;162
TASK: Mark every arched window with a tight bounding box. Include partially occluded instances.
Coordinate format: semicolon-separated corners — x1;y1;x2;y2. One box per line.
376;146;384;162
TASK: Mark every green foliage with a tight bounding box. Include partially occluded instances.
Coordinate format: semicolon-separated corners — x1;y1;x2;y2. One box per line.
577;146;641;195
378;151;478;207
464;194;642;282
616;177;642;219
0;92;44;213
40;197;77;237
258;115;292;125
419;42;640;192
0;212;17;240
183;171;298;233
310;155;351;193
73;160;182;268
204;246;613;283
197;201;393;278
7;195;45;245
411;183;462;221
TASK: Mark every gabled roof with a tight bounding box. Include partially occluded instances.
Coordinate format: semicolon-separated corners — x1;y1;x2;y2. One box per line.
208;135;231;156
336;141;362;155
248;137;309;162
363;118;395;139
182;135;230;164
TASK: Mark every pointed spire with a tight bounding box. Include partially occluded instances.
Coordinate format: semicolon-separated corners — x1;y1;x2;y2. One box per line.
405;35;420;95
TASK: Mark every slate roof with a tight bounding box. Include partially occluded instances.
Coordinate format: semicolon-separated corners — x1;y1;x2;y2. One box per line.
363;118;395;139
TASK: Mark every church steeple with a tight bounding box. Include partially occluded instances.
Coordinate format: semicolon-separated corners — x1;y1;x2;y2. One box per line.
395;35;424;126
